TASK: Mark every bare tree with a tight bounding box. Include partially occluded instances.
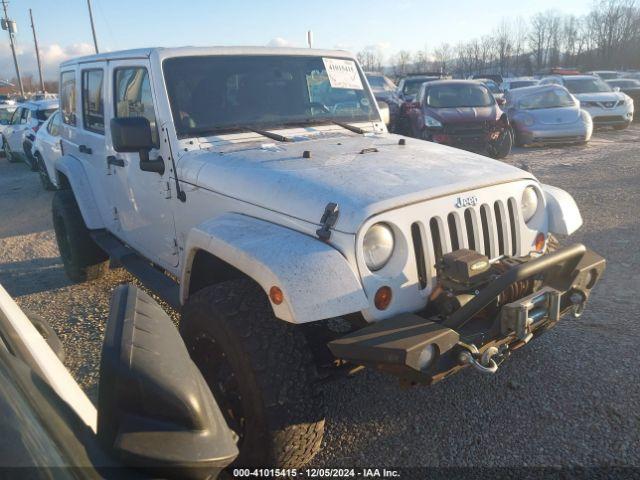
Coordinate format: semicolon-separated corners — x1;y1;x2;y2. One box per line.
433;43;452;73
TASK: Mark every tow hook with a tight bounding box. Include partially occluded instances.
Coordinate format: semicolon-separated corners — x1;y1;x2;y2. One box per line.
458;343;502;374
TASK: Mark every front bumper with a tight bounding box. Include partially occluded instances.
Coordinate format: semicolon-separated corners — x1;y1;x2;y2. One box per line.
515;121;592;145
329;244;605;384
424;125;506;153
583;105;633;126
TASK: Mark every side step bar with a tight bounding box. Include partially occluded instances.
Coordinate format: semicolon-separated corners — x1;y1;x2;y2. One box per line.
90;230;180;310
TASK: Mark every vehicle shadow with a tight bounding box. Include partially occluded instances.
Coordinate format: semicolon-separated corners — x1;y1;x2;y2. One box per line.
0;257;71;297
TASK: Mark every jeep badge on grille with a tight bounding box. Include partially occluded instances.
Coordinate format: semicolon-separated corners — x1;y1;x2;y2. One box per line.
455;195;479;208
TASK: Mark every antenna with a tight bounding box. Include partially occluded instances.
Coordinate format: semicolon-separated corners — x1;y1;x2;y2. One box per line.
307;30;313;49
1;0;24;97
29;9;45;93
87;0;99;54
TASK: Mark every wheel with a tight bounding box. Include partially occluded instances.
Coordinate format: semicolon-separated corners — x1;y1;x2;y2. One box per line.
487;128;513;159
512;128;525;147
420;128;433;142
23;142;37;171
52;190;108;282
34;152;56;191
180;279;325;468
3;138;19;163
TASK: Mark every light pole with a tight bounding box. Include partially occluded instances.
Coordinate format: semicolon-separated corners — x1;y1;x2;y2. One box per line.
87;0;99;54
1;0;24;97
29;9;45;93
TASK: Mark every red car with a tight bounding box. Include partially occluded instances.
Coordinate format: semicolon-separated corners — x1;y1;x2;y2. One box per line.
405;80;512;159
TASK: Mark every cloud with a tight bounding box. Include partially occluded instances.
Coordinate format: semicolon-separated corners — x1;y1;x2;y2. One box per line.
266;37;292;48
0;42;95;82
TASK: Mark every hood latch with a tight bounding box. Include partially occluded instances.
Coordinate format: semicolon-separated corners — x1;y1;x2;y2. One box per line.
316;202;340;242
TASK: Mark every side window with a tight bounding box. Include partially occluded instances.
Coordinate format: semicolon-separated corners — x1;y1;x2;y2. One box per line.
47;112;61;136
60;71;77;126
82;69;105;134
114;67;159;146
20;108;30;124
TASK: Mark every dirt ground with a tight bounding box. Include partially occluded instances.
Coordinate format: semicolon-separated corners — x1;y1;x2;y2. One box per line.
1;125;639;468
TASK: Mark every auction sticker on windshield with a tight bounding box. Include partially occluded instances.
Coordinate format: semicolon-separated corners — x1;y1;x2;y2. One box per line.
323;58;363;90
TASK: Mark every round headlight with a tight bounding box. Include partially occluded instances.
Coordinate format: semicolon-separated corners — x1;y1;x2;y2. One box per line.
363;223;395;271
521;186;539;223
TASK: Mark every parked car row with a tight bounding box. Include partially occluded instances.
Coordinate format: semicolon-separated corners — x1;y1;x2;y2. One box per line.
382;72;634;158
1;99;63;188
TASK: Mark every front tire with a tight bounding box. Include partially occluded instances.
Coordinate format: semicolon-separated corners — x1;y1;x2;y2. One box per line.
52;190;108;282
488;128;513;159
35;152;56;191
180;279;325;468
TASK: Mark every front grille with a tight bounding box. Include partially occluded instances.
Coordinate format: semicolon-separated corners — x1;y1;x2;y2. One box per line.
411;198;519;290
443;122;489;136
593;115;625;124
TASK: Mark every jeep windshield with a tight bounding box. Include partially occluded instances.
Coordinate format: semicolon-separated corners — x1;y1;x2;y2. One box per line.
425;84;494;108
564;78;612;94
163;55;379;138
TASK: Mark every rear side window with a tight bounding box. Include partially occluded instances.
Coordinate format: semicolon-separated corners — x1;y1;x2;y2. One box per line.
47;112;62;136
35;108;56;121
114;67;159;146
82;69;105;134
60;71;76;126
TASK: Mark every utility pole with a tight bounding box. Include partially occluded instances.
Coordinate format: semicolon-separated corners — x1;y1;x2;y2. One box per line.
86;0;99;54
1;0;24;97
29;9;45;93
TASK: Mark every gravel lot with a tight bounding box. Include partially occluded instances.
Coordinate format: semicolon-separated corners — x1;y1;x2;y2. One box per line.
1;125;639;469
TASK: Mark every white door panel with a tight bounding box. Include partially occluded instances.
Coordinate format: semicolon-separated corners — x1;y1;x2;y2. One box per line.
105;60;178;268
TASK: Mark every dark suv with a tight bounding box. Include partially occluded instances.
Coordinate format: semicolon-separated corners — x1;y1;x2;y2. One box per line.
404;80;512;158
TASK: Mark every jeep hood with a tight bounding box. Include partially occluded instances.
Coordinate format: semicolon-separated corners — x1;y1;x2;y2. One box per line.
177;132;533;234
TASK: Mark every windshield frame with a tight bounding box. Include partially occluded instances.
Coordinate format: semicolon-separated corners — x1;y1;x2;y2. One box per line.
161;54;381;139
424;83;495;108
564;77;613;94
516;88;576;110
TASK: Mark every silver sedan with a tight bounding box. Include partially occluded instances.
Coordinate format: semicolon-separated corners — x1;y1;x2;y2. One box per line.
505;85;593;146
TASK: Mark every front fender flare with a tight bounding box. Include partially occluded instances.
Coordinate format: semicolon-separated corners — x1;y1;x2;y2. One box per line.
181;214;369;323
542;184;583;235
55;155;104;229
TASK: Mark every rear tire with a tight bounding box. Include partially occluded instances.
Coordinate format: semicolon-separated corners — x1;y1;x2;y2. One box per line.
180;279;325;468
3;139;19;163
35;152;56;191
52;190;108;282
23;142;37;171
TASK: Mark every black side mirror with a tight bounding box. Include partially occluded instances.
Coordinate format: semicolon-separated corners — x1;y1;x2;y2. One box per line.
110;117;164;174
98;285;238;478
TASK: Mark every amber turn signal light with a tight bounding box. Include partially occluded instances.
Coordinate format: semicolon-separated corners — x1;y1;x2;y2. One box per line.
535;232;546;252
269;286;284;305
374;286;392;310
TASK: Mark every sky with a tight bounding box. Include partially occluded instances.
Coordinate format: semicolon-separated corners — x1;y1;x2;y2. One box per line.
1;0;592;81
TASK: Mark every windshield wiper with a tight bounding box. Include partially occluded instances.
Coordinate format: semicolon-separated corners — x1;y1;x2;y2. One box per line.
247;127;292;143
330;120;367;134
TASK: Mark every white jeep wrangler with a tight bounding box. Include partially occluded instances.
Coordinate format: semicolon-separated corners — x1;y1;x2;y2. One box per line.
53;47;605;467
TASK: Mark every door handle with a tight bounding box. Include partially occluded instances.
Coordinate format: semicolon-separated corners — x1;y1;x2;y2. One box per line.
107;155;125;167
79;144;92;154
